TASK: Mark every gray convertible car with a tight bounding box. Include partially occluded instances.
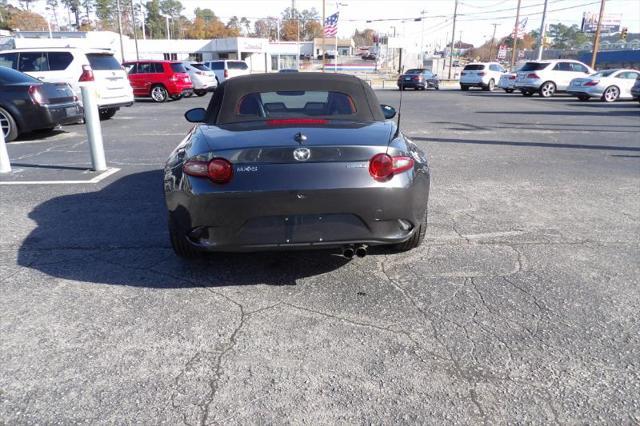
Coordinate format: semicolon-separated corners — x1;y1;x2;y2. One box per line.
164;73;430;258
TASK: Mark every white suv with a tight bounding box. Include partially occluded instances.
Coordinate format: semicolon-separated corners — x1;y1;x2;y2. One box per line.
203;60;249;84
0;48;134;119
515;60;594;97
460;62;506;91
182;62;217;96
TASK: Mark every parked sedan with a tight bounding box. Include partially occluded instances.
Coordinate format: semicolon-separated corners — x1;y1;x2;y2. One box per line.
164;73;430;258
397;69;439;90
498;72;517;93
631;77;640;104
0;66;82;142
567;69;640;102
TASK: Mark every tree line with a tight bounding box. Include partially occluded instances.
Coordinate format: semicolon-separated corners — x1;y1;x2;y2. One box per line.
0;0;324;41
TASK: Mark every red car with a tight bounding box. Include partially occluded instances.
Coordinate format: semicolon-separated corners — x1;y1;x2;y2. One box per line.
123;60;193;102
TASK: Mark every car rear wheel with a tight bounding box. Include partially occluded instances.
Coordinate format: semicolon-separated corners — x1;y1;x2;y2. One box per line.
393;208;428;252
484;79;495;91
150;85;169;103
170;94;183;101
99;108;117;120
194;90;207;97
505;89;514;93
0;107;18;142
539;81;556;97
602;86;620;103
460;85;469;91
168;217;201;259
577;95;590;101
521;90;534;97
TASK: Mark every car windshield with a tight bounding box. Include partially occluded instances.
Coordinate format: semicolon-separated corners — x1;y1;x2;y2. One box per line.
191;63;210;71
0;66;40;84
464;64;485;70
86;54;121;70
590;70;617;78
228;61;248;70
234;91;357;121
170;63;187;73
520;62;549;71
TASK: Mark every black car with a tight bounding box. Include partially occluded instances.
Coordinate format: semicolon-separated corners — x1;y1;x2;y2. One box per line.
0;66;82;141
397;69;440;91
164;73;430;258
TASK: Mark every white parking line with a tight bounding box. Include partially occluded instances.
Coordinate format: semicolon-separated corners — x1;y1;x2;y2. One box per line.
0;167;120;185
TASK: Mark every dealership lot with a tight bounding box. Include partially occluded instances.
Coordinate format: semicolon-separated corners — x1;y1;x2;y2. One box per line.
1;90;639;423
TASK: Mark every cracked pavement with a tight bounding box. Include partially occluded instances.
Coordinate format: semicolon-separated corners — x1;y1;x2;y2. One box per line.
1;90;639;423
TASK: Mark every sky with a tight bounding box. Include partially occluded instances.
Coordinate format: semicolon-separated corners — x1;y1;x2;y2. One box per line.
28;0;640;47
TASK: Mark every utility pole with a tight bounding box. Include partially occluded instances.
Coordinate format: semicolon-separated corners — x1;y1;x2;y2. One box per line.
489;23;498;61
322;0;326;72
535;0;549;60
590;0;606;69
139;1;146;40
130;0;139;60
510;0;522;70
420;10;426;66
115;0;125;62
447;0;458;80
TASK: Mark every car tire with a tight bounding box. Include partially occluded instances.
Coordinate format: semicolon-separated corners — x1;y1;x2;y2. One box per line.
435;85;440;90
99;108;117;120
521;90;534;97
168;217;201;259
460;85;469;91
194;90;207;97
505;89;514;93
601;86;620;103
0;107;18;142
577;95;590;102
150;85;169;103
170;94;183;101
539;81;556;97
483;79;495;91
393;208;428;252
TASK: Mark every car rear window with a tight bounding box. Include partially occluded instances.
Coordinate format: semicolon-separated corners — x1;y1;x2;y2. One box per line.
170;63;187;73
591;70;617;78
48;52;74;70
87;54;121;70
405;69;423;74
208;61;224;70
463;64;485;71
228;61;248;70
0;66;39;84
191;63;209;71
520;62;549;71
236;91;356;120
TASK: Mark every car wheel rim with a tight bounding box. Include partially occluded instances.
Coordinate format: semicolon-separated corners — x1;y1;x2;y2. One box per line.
0;111;10;139
542;83;554;96
605;87;618;102
152;87;165;101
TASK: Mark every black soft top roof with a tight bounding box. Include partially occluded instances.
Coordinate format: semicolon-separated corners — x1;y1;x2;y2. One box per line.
206;72;385;124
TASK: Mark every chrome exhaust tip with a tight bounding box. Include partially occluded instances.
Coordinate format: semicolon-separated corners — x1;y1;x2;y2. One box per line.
342;247;355;259
355;245;368;258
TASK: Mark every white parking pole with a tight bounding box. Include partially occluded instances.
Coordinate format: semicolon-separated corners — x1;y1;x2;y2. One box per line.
0;126;11;174
80;84;107;172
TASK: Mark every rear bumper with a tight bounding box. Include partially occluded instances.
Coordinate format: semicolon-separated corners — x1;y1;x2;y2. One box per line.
41;102;83;127
567;86;602;97
460;79;490;88
165;176;430;252
99;101;134;110
397;81;425;89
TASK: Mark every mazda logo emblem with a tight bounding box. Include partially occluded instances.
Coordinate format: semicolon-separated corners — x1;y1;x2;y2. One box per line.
293;147;311;162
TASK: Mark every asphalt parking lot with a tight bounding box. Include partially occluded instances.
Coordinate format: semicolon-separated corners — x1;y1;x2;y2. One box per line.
1;89;639;423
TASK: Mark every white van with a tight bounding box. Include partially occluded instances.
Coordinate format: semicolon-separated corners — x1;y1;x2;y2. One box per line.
203;60;250;83
0;47;134;119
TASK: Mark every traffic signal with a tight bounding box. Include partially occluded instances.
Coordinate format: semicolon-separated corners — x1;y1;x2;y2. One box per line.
621;27;628;40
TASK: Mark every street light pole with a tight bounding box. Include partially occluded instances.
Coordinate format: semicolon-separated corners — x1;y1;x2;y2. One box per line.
510;0;522;70
322;0;326;72
130;0;139;60
447;0;458;80
420;10;426;66
590;0;606;69
115;0;125;63
536;0;549;60
489;23;498;61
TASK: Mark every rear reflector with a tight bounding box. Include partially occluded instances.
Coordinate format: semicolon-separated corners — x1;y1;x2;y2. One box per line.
526;73;539;79
183;158;233;184
27;85;45;105
509;75;516;80
267;118;328;126
369;153;415;181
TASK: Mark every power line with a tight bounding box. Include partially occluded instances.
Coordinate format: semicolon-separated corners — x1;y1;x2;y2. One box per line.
458;0;602;21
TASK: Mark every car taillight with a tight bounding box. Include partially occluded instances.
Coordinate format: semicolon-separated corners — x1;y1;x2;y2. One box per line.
527;73;539;79
79;65;94;82
169;74;178;82
509;75;516;80
28;85;45;105
369;153;414;181
224;69;228;78
183;158;233;184
584;80;599;86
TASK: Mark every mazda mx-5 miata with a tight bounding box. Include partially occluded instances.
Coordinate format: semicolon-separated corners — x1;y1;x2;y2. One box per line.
164;73;430;258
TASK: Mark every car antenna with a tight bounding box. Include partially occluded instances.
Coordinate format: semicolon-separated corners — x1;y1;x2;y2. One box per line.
393;86;403;139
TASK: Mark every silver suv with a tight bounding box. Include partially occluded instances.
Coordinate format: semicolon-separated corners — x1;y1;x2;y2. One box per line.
515;60;594;97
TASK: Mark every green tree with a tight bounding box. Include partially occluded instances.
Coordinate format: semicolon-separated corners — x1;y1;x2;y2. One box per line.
548;23;589;49
144;0;165;38
94;0;115;30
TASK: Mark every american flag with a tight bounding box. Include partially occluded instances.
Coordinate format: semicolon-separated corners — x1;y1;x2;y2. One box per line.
324;12;339;37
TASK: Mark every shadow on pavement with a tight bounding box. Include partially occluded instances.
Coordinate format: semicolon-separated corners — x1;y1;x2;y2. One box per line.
477;109;639;117
18;170;349;288
411;136;640;152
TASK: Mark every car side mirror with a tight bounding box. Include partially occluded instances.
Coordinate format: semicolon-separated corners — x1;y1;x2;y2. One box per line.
185;108;206;123
381;104;396;120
